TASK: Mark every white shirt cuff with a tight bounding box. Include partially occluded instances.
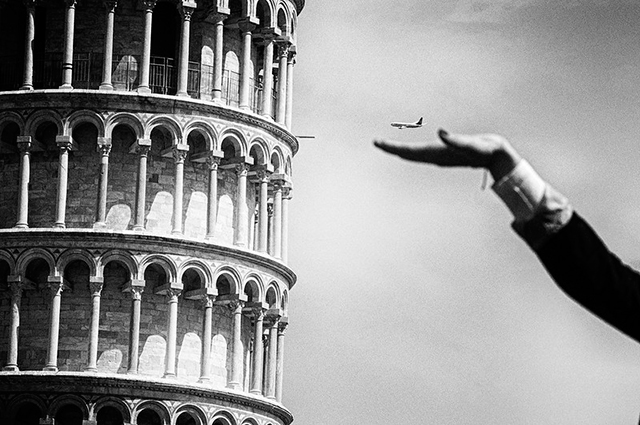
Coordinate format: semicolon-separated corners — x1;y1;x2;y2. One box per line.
491;159;546;222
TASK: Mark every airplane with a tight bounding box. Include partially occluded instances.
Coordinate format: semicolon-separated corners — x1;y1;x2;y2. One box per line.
390;117;423;129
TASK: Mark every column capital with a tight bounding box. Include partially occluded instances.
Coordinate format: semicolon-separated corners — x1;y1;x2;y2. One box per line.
199;294;216;309
123;279;145;300
227;299;245;312
103;0;118;11
207;155;222;170
141;0;157;11
205;6;230;22
155;283;183;300
47;278;67;297
184;287;217;301
64;0;77;7
55;135;76;151
97;138;112;156
278;317;289;335
238;17;259;33
89;278;104;296
179;1;197;19
235;162;251;176
23;0;38;9
130;138;152;155
8;281;24;298
283;186;293;199
276;41;292;58
17;136;32;152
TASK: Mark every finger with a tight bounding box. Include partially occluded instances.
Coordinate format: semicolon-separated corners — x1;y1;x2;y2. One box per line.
373;138;469;166
438;129;481;152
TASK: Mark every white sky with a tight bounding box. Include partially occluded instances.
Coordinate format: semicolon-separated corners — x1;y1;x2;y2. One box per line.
284;0;640;423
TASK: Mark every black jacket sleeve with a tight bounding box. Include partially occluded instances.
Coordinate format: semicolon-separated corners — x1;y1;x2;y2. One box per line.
533;212;640;342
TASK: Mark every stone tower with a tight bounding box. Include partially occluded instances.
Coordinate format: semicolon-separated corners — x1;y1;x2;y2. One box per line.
0;1;301;424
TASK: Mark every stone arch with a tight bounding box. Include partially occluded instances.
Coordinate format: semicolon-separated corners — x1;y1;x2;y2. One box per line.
6;394;47;420
144;116;182;144
24;109;63;138
133;401;170;425
16;248;57;277
284;155;292;176
276;3;291;36
57;249;97;278
179;260;213;291
211;410;237;425
65;110;106;138
281;288;289;313
265;281;280;308
93;397;132;424
0;111;25;136
243;274;263;303
49;394;89;422
213;266;242;296
219;129;247;158
270;148;283;173
240;418;259;425
105;113;144;140
139;255;178;284
98;250;138;281
184;121;217;152
174;405;207;425
0;249;16;276
255;0;275;28
248;138;268;166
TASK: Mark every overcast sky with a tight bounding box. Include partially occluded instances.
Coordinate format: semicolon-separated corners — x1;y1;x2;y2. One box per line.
283;1;640;423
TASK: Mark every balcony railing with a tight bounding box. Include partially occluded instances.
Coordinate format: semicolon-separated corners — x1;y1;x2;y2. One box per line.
0;53;274;116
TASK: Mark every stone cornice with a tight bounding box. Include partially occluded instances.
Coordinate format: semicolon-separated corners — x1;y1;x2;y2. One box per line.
0;229;297;287
0;372;294;424
0;90;299;155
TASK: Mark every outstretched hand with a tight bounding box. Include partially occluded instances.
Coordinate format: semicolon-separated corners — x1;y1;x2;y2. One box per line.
373;129;521;182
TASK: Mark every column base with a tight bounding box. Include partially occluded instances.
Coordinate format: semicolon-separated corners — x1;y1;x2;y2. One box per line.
176;91;189;97
226;382;241;390
197;377;210;384
133;226;145;232
249;389;263;396
137;86;151;94
58;84;73;90
53;223;66;229
43;365;58;372
99;83;114;91
14;223;29;229
2;365;19;371
93;222;107;230
19;85;34;91
84;367;98;373
260;114;274;121
163;373;177;379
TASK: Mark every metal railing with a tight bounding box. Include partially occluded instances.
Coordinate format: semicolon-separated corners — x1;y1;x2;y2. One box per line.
0;53;280;116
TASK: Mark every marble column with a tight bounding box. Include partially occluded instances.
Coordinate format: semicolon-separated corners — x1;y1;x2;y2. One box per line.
44;278;65;371
54;136;73;229
21;1;36;90
256;170;270;252
275;43;289;124
15;137;32;228
198;294;215;382
281;187;292;263
163;287;181;378
275;319;288;402
171;145;189;235
272;180;283;259
210;13;227;103
285;50;295;129
238;21;255;110
264;314;280;399
227;300;244;389
86;279;104;372
133;140;151;231
99;1;118;90
125;282;144;374
137;0;156;93
234;163;250;247
177;2;196;97
3;278;24;371
94;139;112;228
60;0;77;89
206;154;221;239
249;307;265;395
261;36;275;118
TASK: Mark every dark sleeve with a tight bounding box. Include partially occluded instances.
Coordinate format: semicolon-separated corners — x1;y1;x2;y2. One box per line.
532;213;640;342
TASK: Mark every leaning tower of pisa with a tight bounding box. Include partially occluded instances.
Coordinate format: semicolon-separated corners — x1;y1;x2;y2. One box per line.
0;1;302;424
